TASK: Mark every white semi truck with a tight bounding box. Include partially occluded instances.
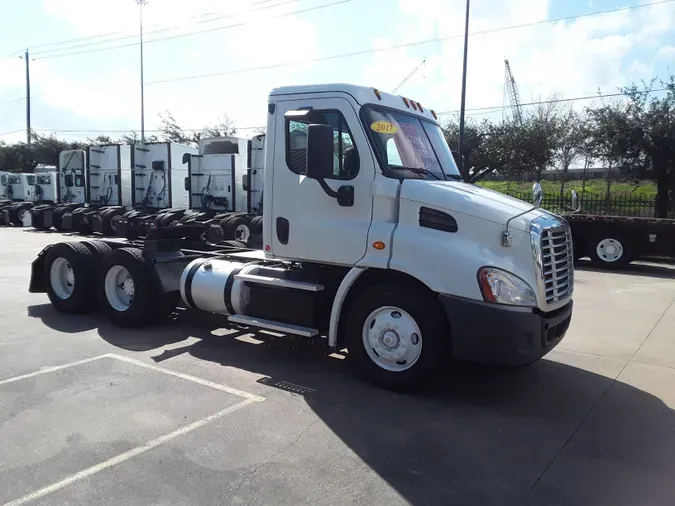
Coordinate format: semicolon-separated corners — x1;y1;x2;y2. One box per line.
1;172;60;226
29;84;574;392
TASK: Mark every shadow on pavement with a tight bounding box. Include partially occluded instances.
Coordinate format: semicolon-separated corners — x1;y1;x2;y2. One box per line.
28;304;675;505
94;310;675;505
575;259;675;279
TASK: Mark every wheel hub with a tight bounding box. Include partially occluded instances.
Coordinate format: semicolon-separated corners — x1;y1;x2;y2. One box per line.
597;238;623;262
362;306;423;371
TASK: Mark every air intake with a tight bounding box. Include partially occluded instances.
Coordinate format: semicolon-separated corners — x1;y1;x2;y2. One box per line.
419;207;458;233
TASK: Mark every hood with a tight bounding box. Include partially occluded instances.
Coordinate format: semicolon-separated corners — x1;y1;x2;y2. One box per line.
400;180;550;232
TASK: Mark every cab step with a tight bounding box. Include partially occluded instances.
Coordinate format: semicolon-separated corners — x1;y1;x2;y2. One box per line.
227;315;319;337
234;273;324;292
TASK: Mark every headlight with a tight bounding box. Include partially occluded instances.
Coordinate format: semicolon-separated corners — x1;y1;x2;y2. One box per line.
477;267;536;306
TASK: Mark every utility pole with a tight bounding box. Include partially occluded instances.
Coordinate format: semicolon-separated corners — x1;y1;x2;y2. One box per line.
24;49;31;144
458;0;470;176
136;0;147;143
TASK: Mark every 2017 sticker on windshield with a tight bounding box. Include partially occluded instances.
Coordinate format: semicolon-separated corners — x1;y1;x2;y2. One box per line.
370;121;398;134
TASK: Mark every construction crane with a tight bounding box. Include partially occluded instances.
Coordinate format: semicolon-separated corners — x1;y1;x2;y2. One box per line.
392;58;426;94
504;59;523;125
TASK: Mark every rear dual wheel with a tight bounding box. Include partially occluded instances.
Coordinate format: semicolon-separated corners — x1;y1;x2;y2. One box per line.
97;248;178;327
44;241;112;313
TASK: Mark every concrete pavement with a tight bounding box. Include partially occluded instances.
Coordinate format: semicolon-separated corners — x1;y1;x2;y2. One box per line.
1;227;674;505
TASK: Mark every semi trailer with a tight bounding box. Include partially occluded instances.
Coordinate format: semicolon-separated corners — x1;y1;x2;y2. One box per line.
29;83;575;392
569;213;675;268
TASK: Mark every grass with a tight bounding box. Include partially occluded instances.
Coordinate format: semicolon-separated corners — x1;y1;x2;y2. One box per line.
478;179;657;198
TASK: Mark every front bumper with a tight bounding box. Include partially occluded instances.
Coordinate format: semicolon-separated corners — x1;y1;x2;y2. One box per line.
439;295;573;366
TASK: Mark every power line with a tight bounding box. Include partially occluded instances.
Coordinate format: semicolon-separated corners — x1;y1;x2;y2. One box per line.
30;0;295;57
7;0;280;56
438;87;670;115
33;0;353;60
0;97;25;106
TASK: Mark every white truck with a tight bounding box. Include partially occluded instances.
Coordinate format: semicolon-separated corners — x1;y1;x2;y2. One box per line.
29;84;574;392
1;172;59;226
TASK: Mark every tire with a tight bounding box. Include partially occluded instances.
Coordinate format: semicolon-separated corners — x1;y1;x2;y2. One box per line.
52;206;69;231
589;233;633;269
44;241;98;313
223;216;252;243
81;240;113;259
251;215;263;233
345;282;451;393
101;208;125;236
10;203;31;226
97;247;178;327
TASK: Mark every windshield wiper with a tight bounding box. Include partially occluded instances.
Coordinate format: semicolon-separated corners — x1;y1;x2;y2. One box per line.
396;166;444;180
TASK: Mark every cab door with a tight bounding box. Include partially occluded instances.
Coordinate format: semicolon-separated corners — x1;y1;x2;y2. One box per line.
270;97;374;265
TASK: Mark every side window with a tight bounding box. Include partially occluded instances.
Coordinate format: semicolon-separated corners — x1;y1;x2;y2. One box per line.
285;109;359;180
64;175;74;187
0;175;6;185
74;175;84;187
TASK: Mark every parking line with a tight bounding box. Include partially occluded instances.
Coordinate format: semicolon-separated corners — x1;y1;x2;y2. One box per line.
106;353;264;401
0;354;110;385
2;398;259;506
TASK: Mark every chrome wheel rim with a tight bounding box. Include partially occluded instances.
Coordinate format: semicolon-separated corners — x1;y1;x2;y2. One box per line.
362;306;422;372
49;257;75;299
104;265;134;311
596;238;623;263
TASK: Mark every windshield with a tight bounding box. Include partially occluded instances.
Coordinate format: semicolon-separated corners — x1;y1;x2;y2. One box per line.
25;175;36;185
362;105;461;180
37;175;51;185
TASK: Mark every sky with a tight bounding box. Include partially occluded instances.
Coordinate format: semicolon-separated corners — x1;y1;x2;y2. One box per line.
0;0;674;144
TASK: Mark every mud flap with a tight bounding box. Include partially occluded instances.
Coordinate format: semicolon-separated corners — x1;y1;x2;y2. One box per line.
28;245;53;293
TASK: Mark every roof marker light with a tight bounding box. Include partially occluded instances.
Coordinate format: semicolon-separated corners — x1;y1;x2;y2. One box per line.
402;97;410;108
373;88;382;100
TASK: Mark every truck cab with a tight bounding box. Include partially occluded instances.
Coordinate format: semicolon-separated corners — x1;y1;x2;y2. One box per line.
262;84;573;367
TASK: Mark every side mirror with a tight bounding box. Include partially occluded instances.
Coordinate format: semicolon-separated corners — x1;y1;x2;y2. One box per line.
305;124;334;180
182;153;191;164
242;174;249;191
571;189;580;213
184;177;190;191
532;182;544;208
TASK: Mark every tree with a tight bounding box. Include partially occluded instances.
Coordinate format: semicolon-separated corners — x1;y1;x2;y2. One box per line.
555;108;589;196
156;110;237;146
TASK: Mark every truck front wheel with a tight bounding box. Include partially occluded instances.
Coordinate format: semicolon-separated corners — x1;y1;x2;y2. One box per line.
345;283;450;393
589;234;633;269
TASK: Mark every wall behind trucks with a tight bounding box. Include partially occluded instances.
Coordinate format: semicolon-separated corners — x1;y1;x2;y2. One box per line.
58;150;87;204
87;145;131;207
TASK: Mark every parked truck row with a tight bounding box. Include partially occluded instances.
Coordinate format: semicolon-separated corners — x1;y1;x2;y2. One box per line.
28;84;575;392
1;135;267;247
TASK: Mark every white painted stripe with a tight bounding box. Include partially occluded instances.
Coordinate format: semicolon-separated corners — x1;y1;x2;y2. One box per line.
0;355;110;386
2;398;259;506
105;353;264;402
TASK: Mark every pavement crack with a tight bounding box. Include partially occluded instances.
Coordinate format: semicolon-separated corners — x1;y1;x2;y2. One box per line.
231;418;319;495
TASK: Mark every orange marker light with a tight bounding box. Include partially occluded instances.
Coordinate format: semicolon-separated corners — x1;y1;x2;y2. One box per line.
411;101;418;111
417;102;423;112
402;97;410;108
374;88;382;100
373;241;386;250
431;109;438;119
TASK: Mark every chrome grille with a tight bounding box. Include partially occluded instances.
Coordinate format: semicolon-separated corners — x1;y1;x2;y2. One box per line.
541;226;573;304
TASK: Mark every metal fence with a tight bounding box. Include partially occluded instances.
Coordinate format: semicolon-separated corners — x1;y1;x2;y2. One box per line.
508;192;658;218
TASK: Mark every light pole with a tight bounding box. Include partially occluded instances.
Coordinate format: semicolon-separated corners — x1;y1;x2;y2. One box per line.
458;0;470;176
136;0;148;143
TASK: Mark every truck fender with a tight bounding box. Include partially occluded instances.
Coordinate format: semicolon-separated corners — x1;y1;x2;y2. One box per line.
28;244;54;293
328;267;367;347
